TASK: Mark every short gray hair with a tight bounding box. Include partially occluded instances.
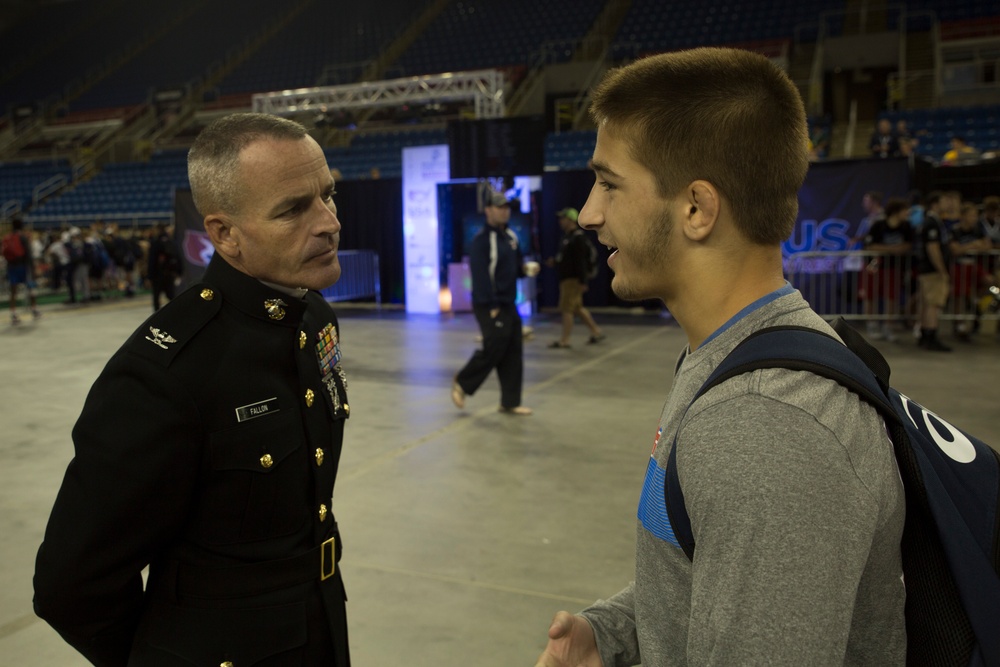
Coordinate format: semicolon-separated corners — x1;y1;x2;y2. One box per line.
187;113;309;216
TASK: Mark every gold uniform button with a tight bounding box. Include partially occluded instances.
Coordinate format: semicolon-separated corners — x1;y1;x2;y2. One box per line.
318;504;328;522
343;404;350;416
299;331;307;349
200;288;214;301
221;663;233;667
315;448;325;466
259;453;273;469
305;389;315;407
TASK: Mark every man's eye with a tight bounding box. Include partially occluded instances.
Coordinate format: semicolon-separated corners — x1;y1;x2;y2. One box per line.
599;180;616;192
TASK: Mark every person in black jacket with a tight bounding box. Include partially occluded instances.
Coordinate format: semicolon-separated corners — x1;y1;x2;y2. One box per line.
546;207;604;348
452;186;539;415
34;112;352;666
147;222;183;310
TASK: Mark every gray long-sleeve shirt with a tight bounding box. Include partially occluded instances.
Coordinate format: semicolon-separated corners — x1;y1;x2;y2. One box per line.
581;289;906;666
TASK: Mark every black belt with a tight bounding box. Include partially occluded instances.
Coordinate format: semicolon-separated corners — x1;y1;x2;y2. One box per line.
168;534;341;601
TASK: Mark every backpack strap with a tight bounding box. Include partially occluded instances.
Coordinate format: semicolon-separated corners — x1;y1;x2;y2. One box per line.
664;323;901;561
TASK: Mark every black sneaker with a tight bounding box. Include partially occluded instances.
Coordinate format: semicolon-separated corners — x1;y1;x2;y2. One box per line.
924;337;952;352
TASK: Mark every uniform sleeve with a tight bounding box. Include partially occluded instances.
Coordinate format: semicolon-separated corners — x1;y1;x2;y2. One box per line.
676;394;882;665
33;351;203;666
580;582;642;667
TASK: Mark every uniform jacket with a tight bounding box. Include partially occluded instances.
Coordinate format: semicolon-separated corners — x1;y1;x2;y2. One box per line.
34;253;351;666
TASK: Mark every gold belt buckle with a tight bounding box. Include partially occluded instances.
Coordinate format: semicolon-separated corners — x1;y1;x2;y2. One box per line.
320;536;337;581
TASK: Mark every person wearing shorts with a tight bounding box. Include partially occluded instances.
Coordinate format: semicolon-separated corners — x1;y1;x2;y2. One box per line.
4;217;40;325
547;207;603;348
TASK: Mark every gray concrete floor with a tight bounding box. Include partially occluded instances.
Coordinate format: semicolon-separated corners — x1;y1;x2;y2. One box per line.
2;298;998;665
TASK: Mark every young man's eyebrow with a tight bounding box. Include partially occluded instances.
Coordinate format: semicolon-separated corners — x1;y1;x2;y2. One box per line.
588;159;621;179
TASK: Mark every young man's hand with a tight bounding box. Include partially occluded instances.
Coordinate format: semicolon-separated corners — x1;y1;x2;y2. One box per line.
534;612;603;667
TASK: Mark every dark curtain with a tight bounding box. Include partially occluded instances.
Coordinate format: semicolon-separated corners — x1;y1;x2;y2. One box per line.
334;178;405;304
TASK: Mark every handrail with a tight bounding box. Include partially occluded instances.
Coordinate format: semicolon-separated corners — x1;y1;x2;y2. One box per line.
1;199;22;220
33;174;68;204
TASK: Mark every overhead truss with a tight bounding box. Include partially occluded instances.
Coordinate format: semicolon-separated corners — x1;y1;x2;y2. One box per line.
252;69;506;119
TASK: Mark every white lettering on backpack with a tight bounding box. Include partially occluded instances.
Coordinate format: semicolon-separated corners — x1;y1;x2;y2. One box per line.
898;392;976;463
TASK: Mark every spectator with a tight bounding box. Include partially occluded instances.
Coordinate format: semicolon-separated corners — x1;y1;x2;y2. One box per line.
65;227;90;304
895;119;917;157
980;196;1000;246
808;123;830;161
546;207;604;348
860;198;915;341
916;191;952;351
940;190;962;228
147;222;182;310
3;217;40;324
869;118;899;158
82;226;109;300
45;231;68;292
107;225;138;297
950;202;993;340
942;136;980;165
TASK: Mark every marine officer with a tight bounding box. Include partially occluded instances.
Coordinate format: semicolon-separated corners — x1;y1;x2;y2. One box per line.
34;112;352;666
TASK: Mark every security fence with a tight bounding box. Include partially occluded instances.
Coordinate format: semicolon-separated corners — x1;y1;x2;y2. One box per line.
784;250;1000;330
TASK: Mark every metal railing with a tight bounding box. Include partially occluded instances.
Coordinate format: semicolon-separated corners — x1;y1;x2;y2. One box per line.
785;250;1000;327
319;250;381;307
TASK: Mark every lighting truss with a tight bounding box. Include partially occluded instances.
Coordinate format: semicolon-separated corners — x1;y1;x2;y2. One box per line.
252;69;506;119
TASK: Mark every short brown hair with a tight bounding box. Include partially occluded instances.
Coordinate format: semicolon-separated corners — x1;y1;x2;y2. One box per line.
588;47;809;245
884;197;907;219
188;112;309;216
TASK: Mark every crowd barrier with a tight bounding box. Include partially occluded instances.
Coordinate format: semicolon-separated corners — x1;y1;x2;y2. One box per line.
784;250;1000;327
319;249;381;306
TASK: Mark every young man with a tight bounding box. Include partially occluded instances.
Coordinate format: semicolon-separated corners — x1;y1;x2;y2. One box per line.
950;201;993;339
547;207;603;348
534;48;905;666
35;113;352;666
3;216;40;324
861;197;916;341
869;118;899;158
452;186;539;415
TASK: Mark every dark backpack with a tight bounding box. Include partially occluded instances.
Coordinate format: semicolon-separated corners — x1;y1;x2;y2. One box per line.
665;318;1000;667
2;232;26;262
83;240;109;272
581;233;599;281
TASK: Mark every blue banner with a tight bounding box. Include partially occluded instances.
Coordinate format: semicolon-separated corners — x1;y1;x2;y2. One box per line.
784;157;911;256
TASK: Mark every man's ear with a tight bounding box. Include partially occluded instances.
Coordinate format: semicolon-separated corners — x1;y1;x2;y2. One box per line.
682;180;720;242
204;214;240;259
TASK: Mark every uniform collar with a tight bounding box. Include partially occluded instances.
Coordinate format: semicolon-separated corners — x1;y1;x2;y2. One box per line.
202;253;307;326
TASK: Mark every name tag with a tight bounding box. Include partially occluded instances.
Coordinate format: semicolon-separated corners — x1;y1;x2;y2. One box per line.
235;397;280;423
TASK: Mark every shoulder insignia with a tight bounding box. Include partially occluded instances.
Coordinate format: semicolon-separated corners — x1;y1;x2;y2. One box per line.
145;327;177;349
126;283;223;367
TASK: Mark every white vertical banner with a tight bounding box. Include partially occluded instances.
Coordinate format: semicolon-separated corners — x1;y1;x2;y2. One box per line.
402;144;450;314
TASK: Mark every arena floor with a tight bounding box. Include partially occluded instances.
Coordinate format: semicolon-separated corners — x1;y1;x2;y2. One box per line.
2;297;998;665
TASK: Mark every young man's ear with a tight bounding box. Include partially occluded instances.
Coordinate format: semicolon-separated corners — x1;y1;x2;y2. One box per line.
204;214;240;259
682;180;720;241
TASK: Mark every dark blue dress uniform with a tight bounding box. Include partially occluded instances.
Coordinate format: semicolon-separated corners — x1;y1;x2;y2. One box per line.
34;253;351;666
